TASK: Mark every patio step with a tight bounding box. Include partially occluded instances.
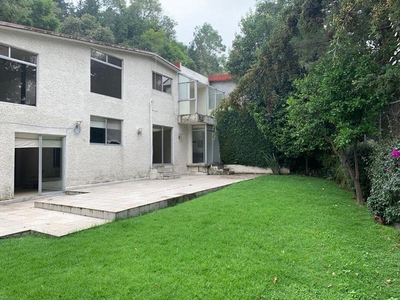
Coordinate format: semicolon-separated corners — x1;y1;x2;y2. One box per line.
152;166;181;180
208;164;234;175
33;186;226;221
34;200;168;220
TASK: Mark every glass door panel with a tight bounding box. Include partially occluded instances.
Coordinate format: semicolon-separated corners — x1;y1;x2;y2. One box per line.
41;136;63;193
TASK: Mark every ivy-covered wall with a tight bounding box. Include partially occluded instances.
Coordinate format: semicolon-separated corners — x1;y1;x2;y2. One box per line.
215;108;274;167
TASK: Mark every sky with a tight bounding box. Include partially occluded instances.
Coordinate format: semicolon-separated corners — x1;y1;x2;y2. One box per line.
158;0;257;50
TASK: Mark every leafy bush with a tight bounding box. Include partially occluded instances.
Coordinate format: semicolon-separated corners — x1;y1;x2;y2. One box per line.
367;139;400;224
263;152;280;174
215;108;275;167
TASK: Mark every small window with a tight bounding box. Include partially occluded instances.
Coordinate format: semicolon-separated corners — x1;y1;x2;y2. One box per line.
91;49;122;99
0;44;37;106
152;72;172;94
90;116;122;145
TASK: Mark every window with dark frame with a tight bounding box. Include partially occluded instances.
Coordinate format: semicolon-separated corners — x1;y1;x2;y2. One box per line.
152;72;172;94
0;44;37;106
90;116;122;145
90;49;122;99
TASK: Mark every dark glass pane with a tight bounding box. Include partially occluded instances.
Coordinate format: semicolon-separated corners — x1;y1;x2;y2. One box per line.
90;127;106;143
163;128;172;163
152;126;162;163
0;45;8;57
91;60;121;99
108;55;122;67
91;50;106;61
0;58;36;105
11;48;36;64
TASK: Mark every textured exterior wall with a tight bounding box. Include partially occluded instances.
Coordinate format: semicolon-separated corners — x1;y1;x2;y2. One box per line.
210;81;236;97
0;27;189;200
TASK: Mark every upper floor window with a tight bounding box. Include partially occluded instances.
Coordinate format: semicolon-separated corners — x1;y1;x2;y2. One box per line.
152;72;172;94
0;44;37;106
90;116;122;145
91;49;122;99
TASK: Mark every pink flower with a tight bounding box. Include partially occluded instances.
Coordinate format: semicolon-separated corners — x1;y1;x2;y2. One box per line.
392;149;400;157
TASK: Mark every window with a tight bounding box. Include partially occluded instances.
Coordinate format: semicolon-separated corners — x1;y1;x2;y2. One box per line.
90;116;122;145
152;72;172;94
153;125;172;164
91;49;122;99
208;87;225;110
0;44;37;106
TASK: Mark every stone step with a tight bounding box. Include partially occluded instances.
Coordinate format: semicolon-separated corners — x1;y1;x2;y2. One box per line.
33;185;226;221
159;172;181;180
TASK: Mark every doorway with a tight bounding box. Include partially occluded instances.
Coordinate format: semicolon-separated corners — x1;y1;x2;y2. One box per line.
14;133;65;198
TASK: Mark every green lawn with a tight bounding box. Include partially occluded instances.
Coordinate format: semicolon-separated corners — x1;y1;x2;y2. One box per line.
0;176;399;299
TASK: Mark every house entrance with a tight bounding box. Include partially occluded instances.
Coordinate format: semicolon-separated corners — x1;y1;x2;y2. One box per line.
14;133;65;199
192;125;220;164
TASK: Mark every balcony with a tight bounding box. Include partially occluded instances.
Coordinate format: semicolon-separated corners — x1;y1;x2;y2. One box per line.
178;74;224;125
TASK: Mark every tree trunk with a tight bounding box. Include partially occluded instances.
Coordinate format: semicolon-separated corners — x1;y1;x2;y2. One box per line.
327;138;364;205
353;144;364;205
305;155;309;175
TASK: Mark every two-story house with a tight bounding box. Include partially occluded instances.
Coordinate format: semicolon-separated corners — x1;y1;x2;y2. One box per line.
0;21;225;201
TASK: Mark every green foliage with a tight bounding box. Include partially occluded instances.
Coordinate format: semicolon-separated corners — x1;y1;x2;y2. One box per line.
1;176;400;298
188;22;226;76
368;139;400;224
215;107;274;167
263;152;280;174
227;1;283;80
30;0;60;31
138;29;195;67
0;0;59;31
60;14;115;43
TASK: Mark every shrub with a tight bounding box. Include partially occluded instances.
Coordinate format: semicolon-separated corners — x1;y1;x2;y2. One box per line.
367;139;400;224
215;108;275;167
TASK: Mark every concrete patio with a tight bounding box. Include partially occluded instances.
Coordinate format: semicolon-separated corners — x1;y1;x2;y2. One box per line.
0;174;258;238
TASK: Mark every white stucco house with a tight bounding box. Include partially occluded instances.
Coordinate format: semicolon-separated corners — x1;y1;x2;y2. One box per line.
0;21;226;201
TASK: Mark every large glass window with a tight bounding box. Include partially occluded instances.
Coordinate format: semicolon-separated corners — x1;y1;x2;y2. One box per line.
152;72;172;94
0;44;37;106
153;125;172;164
208;87;225;110
90;116;122;145
91;49;122;99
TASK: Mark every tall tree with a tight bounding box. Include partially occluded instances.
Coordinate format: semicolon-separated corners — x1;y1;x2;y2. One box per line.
188;23;226;76
0;0;59;31
60;14;115;43
0;0;33;25
286;0;400;204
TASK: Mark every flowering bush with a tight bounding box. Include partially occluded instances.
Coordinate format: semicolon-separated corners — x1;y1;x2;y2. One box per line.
367;140;400;224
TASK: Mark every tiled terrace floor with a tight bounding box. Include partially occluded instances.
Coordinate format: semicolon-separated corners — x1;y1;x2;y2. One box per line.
0;174;258;238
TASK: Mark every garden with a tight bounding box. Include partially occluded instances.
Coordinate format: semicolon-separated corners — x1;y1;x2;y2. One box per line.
0;176;399;299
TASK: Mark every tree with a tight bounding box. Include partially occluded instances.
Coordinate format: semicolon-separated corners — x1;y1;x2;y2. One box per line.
60;14;115;43
0;0;33;25
227;0;284;80
0;0;59;31
76;0;102;17
30;0;60;31
288;54;388;205
138;29;194;67
188;23;226;76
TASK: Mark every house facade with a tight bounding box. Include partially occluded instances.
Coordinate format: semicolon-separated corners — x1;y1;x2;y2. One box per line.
0;22;225;201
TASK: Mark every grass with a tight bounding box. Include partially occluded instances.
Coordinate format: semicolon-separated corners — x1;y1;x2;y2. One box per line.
0;175;399;299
